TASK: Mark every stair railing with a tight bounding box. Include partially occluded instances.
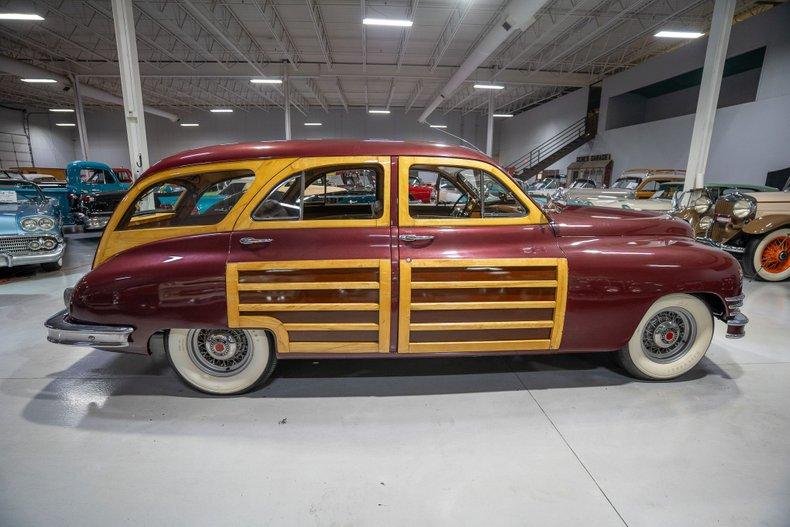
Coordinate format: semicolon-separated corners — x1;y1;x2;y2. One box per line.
506;116;591;175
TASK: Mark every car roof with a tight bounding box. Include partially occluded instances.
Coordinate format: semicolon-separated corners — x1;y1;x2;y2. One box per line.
141;140;496;181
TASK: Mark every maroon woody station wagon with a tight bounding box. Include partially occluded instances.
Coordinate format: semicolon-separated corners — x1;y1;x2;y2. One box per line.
46;140;748;395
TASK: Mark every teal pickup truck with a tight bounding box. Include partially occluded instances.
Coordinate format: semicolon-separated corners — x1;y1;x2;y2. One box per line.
14;161;131;230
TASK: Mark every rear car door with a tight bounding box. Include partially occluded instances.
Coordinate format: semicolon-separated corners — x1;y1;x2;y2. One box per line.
228;156;392;355
396;156;567;354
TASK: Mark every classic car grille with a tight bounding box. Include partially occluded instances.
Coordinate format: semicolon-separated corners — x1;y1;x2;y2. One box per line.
0;236;35;256
711;199;736;241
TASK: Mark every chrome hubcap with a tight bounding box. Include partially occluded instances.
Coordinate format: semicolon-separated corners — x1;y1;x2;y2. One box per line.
188;329;251;376
641;308;696;363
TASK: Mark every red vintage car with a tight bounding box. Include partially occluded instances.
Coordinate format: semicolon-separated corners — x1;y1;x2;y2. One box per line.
408;172;436;203
46;140;747;395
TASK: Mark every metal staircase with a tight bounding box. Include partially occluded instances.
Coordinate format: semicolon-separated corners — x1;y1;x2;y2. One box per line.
507;113;598;180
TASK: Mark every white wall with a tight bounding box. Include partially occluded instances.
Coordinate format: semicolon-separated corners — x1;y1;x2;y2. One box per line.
2;105;488;171
498;2;790;185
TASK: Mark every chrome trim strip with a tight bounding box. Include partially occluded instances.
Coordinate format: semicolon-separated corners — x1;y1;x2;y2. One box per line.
696;237;746;254
45;309;133;348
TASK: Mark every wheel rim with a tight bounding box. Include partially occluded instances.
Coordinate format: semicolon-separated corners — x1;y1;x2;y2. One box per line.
641;308;697;363
760;235;790;274
187;329;252;376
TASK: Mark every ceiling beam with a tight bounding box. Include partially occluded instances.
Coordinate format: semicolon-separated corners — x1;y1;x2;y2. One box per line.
427;0;473;71
395;0;419;69
305;0;333;69
250;0;301;68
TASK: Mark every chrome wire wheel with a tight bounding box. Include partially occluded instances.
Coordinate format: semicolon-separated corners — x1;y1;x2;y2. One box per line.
188;329;252;376
640;308;697;363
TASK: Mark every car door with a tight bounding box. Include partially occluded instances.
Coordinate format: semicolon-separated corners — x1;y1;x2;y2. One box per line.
227;156;393;355
396;156;568;354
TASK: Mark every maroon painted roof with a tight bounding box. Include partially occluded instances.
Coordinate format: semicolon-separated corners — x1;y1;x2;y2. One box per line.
141;140;497;180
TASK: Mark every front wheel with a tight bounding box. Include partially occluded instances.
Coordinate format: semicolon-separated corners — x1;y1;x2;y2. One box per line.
743;228;790;282
166;329;276;395
618;294;713;380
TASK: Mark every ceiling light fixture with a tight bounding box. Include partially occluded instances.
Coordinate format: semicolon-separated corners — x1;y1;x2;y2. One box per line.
363;18;412;27
180;123;200;127
473;84;504;90
493;113;514;118
250;78;282;84
429;124;447;129
21;78;56;83
368;109;391;114
655;30;704;39
49;108;74;113
210;108;233;113
304;122;322;126
55;123;75;127
0;13;44;20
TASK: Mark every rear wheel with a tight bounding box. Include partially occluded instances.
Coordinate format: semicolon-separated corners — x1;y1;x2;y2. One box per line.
744;228;790;282
618;294;713;380
165;328;276;395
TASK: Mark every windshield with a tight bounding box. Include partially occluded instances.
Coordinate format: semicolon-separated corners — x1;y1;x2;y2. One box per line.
0;180;45;203
611;177;641;190
651;183;683;200
532;178;561;190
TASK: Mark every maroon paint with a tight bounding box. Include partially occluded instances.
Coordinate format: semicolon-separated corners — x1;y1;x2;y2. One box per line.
66;144;744;357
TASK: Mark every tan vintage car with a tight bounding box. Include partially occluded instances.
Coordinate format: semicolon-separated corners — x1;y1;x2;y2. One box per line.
700;185;790;281
561;170;684;205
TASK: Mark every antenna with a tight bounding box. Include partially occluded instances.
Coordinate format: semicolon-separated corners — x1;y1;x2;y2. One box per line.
425;123;485;154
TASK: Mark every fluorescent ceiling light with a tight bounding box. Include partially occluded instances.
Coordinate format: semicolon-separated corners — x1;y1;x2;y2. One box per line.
429;124;447;129
363;18;412;27
55;123;75;127
655;30;704;39
493;113;514;118
49;108;74;113
304;122;322;126
0;13;44;20
21;78;56;83
473;84;504;90
250;78;282;84
180;123;199;127
210;108;233;113
368;109;390;114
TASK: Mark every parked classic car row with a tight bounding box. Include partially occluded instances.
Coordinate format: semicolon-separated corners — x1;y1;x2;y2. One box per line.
45;140;747;395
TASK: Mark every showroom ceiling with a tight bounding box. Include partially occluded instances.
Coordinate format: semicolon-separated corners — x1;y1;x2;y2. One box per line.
0;0;778;117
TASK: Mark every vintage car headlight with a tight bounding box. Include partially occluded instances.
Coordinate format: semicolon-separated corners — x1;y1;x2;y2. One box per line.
42;238;57;250
21;217;39;231
28;239;42;251
698;216;714;231
732;199;756;219
693;196;713;214
38;217;55;230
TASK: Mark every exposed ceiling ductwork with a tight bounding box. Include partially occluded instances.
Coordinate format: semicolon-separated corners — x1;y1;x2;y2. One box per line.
0;55;179;122
418;0;549;123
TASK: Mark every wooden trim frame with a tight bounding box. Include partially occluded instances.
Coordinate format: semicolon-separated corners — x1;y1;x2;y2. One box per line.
227;258;391;354
234;156;391;231
94;158;294;267
398;156;547;227
398;258;568;353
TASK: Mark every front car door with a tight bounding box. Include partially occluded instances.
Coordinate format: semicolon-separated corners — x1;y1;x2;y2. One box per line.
396;156;568;354
227;156;392;356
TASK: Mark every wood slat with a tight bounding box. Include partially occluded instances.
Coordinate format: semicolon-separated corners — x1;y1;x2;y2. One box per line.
239;302;379;311
411;280;557;289
410;320;554;331
288;341;381;353
234;259;381;271
409;258;561;268
238;281;379;291
405;339;552;353
283;322;379;331
410;300;556;311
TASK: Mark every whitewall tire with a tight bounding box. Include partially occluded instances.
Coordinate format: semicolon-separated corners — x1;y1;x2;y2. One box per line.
166;328;276;395
618;294;713;380
746;228;790;282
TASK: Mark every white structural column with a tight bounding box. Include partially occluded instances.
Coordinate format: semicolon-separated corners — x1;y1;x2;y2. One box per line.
111;0;150;178
284;65;292;140
486;91;495;156
69;74;89;160
684;0;736;190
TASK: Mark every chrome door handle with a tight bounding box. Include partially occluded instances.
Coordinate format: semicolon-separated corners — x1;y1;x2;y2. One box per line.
239;237;273;246
399;234;434;243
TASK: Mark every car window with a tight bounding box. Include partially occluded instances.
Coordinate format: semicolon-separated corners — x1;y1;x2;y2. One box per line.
80;168;116;184
253;166;383;221
408;165;526;219
114;170;133;183
117;170;254;230
612;177;640;190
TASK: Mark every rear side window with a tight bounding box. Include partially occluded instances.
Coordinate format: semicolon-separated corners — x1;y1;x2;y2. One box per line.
117;169;254;230
253;166;383;221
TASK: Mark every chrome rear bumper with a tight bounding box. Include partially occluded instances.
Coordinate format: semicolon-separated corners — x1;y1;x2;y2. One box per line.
724;294;748;339
45;309;133;348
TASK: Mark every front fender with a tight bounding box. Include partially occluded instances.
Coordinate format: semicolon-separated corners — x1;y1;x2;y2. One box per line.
743;215;790;235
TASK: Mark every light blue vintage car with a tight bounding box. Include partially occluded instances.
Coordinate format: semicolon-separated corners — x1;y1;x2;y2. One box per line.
0;179;65;271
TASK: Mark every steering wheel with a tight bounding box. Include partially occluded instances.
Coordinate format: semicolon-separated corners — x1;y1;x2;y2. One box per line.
450;195;469;217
